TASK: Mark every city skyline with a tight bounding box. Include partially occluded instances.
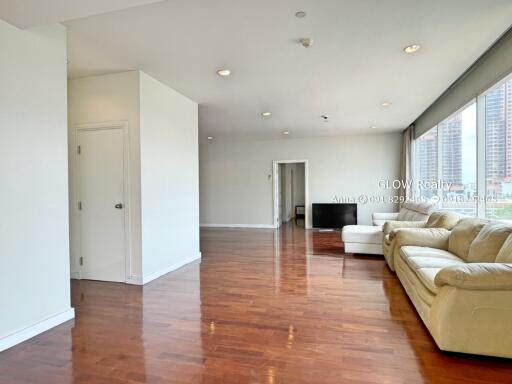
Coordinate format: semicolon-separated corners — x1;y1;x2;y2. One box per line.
416;77;512;217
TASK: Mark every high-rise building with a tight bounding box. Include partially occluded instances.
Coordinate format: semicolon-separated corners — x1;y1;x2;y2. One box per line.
506;79;512;180
441;114;462;185
485;79;512;191
486;84;506;182
418;128;437;197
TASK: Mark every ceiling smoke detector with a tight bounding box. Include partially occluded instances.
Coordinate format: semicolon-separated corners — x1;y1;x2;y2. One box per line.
295;11;306;18
300;38;314;48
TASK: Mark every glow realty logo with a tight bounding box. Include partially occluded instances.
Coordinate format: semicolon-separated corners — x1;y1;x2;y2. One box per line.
378;179;453;191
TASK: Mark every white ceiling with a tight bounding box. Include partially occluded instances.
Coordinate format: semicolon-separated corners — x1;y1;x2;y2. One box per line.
0;0;164;28
3;1;512;141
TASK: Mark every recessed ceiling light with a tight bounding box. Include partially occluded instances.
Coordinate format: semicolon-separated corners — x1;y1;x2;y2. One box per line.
295;11;306;18
381;101;392;107
371;126;377;129
282;131;290;135
216;69;231;77
403;44;421;54
207;136;214;140
261;112;272;117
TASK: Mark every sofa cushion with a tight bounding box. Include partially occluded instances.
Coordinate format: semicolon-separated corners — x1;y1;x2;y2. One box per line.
496;233;512;263
448;218;488;261
403;201;436;215
398;207;430;222
400;246;465;269
425;211;459;230
397;201;436;221
400;246;461;261
467;221;512;263
396;256;437;305
342;225;383;244
404;255;465;270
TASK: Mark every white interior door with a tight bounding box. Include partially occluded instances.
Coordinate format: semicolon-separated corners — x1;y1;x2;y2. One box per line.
77;128;126;282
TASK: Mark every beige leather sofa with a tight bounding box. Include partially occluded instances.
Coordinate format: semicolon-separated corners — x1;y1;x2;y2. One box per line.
393;218;512;358
342;201;435;255
383;211;460;271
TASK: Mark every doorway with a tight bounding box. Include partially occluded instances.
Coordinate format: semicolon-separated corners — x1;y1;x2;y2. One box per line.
273;160;309;229
75;124;129;282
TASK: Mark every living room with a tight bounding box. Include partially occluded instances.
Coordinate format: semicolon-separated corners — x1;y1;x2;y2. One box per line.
1;1;512;383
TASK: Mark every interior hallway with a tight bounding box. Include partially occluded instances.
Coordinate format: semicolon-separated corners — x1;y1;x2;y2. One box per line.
0;224;511;383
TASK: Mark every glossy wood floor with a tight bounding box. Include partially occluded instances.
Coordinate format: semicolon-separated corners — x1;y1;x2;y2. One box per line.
1;223;512;383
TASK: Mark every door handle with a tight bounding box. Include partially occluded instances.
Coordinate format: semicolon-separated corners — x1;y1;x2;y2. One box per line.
115;203;124;209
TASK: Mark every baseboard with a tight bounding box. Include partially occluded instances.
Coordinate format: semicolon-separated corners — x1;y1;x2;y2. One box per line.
125;275;143;285
201;223;276;229
70;271;80;279
127;252;202;286
0;308;75;352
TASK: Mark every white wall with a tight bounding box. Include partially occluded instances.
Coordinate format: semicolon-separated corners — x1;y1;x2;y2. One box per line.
68;71;142;279
200;133;401;227
0;21;73;350
139;72;200;280
68;71;200;284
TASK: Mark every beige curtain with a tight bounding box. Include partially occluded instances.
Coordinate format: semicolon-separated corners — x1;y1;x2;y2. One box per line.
400;125;414;202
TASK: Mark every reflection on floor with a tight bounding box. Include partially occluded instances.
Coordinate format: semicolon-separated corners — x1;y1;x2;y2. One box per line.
1;224;511;383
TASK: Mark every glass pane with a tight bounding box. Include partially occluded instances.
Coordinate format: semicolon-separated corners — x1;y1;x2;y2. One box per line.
440;102;477;216
486;78;512;219
417;127;438;199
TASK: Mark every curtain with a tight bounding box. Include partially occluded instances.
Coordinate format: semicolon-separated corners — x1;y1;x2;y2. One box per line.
399;124;414;203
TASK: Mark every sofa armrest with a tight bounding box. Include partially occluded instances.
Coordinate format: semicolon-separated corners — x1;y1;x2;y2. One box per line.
383;220;427;236
435;263;512;290
394;228;450;250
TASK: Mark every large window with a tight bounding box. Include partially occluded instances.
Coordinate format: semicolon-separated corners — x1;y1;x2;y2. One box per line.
415;102;476;215
441;103;477;216
414;74;512;219
485;77;512;219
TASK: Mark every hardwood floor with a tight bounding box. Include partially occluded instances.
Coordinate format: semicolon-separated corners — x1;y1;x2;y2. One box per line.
1;223;511;383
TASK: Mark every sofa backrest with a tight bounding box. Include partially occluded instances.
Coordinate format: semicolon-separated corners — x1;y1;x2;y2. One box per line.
448;218;488;261
467;221;512;262
425;211;459;230
397;201;435;222
496;233;512;263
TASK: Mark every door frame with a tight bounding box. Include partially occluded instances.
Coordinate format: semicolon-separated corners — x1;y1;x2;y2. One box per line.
272;160;310;229
73;121;132;282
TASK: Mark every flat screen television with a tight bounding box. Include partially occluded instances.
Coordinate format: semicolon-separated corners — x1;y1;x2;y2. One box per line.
312;203;357;229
